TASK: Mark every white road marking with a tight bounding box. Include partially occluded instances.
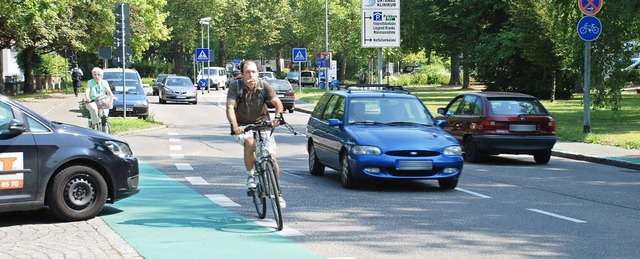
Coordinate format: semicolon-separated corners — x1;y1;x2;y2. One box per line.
205;194;240;207
253;219;305;237
175;163;193;170
185;176;209;185
170;145;182;151
169;138;180;142
456;188;493;198
170;154;184;159
168;132;179;136
527;208;586;223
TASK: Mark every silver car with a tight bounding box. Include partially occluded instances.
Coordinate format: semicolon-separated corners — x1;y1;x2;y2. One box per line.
159;76;198;104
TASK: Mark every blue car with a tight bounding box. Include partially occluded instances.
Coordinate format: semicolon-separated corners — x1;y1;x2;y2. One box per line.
306;85;463;189
103;68;150;119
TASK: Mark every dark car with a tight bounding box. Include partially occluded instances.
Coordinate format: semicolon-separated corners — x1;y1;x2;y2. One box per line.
152;73;175;96
0;94;139;221
286;71;300;84
102;68;150;119
159;76;198;104
436;91;557;164
265;79;295;113
306;84;463;189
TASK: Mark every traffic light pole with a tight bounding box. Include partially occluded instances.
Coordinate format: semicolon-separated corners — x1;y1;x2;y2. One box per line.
119;3;127;118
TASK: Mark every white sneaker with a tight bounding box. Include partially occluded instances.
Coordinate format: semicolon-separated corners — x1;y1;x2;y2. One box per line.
278;195;286;209
246;176;256;189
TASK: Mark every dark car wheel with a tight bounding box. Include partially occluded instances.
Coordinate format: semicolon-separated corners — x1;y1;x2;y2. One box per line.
288;108;294;113
464;136;488;163
308;143;325;176
438;178;458;189
340;152;356;189
534;150;552;164
47;165;108;221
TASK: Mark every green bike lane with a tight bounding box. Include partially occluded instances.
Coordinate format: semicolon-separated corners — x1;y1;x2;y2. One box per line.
100;162;322;259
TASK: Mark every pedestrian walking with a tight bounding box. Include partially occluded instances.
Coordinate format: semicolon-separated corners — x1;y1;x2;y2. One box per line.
71;63;84;97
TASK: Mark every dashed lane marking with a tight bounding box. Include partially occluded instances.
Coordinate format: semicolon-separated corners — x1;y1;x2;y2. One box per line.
527;208;587;223
205;194;241;207
170;145;182;151
456;188;493;198
170;154;184;159
175;163;193;170
185;176;209;185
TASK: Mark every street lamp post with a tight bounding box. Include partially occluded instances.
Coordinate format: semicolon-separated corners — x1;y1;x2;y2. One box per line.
199;17;211;94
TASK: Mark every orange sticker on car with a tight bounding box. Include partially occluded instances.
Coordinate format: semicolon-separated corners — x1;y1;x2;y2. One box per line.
0;152;24;190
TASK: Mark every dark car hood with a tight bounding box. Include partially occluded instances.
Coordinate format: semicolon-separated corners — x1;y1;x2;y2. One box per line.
52;121;125;142
346;125;459;151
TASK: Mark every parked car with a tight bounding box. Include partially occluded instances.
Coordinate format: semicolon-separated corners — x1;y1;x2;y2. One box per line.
102;68;150;119
152;73;175;96
300;70;317;87
0;94;139;221
286;71;300;84
258;71;275;80
196;66;227;90
436;91;557;164
159;76;198;105
305;84;463;189
265;79;295;113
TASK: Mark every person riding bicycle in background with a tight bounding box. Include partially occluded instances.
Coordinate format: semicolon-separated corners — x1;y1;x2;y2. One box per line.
84;67;116;130
226;60;286;208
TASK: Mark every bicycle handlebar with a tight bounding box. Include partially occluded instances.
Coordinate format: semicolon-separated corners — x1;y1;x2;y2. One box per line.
231;114;298;136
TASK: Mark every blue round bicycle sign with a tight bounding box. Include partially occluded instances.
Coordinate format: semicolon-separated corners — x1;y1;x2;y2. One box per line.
577;16;601;41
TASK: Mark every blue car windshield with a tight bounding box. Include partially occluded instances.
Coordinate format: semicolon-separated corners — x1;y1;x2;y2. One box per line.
107;80;144;95
347;97;434;125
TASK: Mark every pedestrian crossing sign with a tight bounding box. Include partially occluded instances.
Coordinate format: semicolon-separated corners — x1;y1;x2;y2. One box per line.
196;48;210;62
292;48;307;62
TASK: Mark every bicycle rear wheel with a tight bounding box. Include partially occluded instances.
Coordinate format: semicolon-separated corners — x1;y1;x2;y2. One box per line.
101;115;110;134
264;159;283;230
251;171;267;219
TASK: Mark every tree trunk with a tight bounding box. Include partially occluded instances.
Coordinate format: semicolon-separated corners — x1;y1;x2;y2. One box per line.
219;39;227;67
449;51;461;86
276;46;283;77
462;65;470;89
551;69;556;102
173;46;185;75
22;46;36;94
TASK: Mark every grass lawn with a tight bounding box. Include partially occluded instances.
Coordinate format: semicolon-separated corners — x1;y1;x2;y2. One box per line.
296;85;640;150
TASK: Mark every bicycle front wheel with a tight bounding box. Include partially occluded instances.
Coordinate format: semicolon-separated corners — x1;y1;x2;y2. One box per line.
265;159;283;230
101;116;110;134
252;171;267;219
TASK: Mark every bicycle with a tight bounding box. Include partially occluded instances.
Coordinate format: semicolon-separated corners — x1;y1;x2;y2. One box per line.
240;114;297;231
86;95;113;134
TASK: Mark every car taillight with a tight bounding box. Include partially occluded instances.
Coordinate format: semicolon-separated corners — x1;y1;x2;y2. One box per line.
291;91;295;97
479;120;495;130
548;121;556;131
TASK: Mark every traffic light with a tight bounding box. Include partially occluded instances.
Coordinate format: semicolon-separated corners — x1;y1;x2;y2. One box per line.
114;3;130;44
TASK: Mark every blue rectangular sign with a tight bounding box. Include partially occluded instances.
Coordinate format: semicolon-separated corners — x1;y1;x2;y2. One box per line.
293;48;307;62
196;48;210;62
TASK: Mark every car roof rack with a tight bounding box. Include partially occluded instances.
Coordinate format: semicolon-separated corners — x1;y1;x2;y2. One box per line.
331;84;410;94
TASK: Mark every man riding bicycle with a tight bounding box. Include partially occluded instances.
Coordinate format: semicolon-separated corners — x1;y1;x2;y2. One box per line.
84;67;117;130
226;60;286;208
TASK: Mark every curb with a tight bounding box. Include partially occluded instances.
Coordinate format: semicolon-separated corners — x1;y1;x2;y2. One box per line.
116;125;168;137
552;150;640;171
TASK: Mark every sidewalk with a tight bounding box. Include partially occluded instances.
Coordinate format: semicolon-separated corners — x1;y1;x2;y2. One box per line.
293;101;640;171
12;93;640;171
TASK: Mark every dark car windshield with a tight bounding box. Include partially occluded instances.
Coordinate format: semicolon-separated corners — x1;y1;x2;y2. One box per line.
166;77;193;87
489;98;548;116
107;80;144;95
347;97;434;125
268;80;292;91
287;72;299;78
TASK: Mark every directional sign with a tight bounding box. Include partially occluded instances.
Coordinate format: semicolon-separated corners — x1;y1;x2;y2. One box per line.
578;0;603;16
292;48;307;62
361;0;400;48
198;79;208;87
195;48;210;62
577;16;602;41
316;52;331;68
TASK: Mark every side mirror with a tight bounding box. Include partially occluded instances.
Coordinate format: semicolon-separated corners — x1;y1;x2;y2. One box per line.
437;108;446;115
328;118;341;127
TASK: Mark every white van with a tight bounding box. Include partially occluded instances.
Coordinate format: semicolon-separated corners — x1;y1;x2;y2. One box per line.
196;67;227;90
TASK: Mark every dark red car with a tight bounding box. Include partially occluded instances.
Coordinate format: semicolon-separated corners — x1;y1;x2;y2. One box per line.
436;92;557;164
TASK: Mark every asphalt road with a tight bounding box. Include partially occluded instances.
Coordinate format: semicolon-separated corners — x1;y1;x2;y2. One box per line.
2;91;640;258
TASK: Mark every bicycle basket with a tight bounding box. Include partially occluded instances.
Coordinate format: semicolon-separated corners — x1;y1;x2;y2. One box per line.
95;95;113;109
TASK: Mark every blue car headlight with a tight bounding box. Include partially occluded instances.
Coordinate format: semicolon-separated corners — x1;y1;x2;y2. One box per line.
443;146;462;156
352;145;381;155
105;141;133;158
